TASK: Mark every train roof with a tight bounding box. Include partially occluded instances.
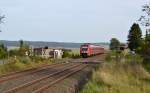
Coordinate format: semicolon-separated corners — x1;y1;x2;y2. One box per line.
81;43;103;48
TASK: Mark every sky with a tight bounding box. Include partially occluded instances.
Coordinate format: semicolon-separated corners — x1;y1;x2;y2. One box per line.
0;0;149;43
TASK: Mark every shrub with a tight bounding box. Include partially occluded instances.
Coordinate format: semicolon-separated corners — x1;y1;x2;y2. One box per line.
62;51;71;58
71;54;81;59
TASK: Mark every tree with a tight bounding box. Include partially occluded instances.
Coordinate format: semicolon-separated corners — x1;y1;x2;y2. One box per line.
138;3;150;64
9;49;19;57
139;3;150;27
19;40;24;48
62;50;71;58
0;14;4;24
0;14;5;32
19;40;29;56
127;23;142;51
0;43;7;59
109;38;120;50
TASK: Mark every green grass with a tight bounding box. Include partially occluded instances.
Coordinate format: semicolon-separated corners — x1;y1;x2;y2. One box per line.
0;57;52;75
70;48;80;55
80;51;150;93
63;48;80;59
143;63;150;73
0;49;80;75
80;62;150;93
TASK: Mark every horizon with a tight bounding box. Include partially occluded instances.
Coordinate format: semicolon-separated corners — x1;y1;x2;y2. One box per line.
0;39;110;44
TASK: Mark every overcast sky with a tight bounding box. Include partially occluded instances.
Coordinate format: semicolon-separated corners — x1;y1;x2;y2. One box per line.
0;0;149;43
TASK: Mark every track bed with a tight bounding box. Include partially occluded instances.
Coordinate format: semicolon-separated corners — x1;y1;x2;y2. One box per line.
0;55;104;93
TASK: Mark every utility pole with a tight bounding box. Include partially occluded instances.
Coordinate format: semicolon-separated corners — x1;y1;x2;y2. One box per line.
8;50;9;60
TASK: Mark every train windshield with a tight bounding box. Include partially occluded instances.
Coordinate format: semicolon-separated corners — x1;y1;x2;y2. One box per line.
82;48;88;51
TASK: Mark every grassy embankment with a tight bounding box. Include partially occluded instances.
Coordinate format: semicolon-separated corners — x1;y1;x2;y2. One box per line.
0;56;53;75
80;51;150;93
0;48;80;76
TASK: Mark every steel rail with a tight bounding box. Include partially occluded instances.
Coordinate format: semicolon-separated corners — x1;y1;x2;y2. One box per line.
32;65;87;93
3;63;81;93
0;63;67;83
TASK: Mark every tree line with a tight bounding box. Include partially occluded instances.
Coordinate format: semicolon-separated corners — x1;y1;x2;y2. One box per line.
110;2;150;64
0;40;30;59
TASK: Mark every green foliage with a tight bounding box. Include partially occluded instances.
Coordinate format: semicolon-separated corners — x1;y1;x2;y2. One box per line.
71;54;81;59
0;56;52;75
19;40;30;56
128;23;142;51
136;30;150;68
105;50;143;64
30;56;46;63
19;57;30;64
62;49;81;58
0;43;7;59
105;51;116;62
109;38;120;50
0;63;20;74
143;63;150;73
80;62;150;93
9;49;19;57
105;53;112;62
137;3;150;71
0;40;29;59
62;51;71;58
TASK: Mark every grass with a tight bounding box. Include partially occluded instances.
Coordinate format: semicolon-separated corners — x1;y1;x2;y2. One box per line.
80;62;150;93
143;63;150;73
70;48;80;55
80;51;150;93
63;48;81;59
0;56;52;75
0;49;80;75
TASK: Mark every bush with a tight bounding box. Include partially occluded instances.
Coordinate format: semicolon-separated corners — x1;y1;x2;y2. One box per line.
9;49;19;57
71;54;81;59
0;56;52;75
62;51;71;58
19;57;31;64
105;53;112;62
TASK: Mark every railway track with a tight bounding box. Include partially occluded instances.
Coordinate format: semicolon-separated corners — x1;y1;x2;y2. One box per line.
2;63;87;93
0;55;104;93
0;63;74;92
0;62;67;83
33;64;87;93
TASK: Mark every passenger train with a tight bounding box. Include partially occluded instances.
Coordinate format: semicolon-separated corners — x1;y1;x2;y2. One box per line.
80;43;104;58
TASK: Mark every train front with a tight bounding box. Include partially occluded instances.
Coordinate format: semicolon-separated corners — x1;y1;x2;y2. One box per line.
80;44;89;58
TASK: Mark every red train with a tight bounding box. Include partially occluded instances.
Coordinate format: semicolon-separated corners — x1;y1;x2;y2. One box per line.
80;43;104;58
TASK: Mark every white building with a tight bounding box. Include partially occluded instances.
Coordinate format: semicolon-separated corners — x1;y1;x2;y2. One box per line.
53;49;63;59
34;47;63;59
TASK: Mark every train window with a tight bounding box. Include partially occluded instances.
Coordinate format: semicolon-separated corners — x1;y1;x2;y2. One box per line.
82;48;88;51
